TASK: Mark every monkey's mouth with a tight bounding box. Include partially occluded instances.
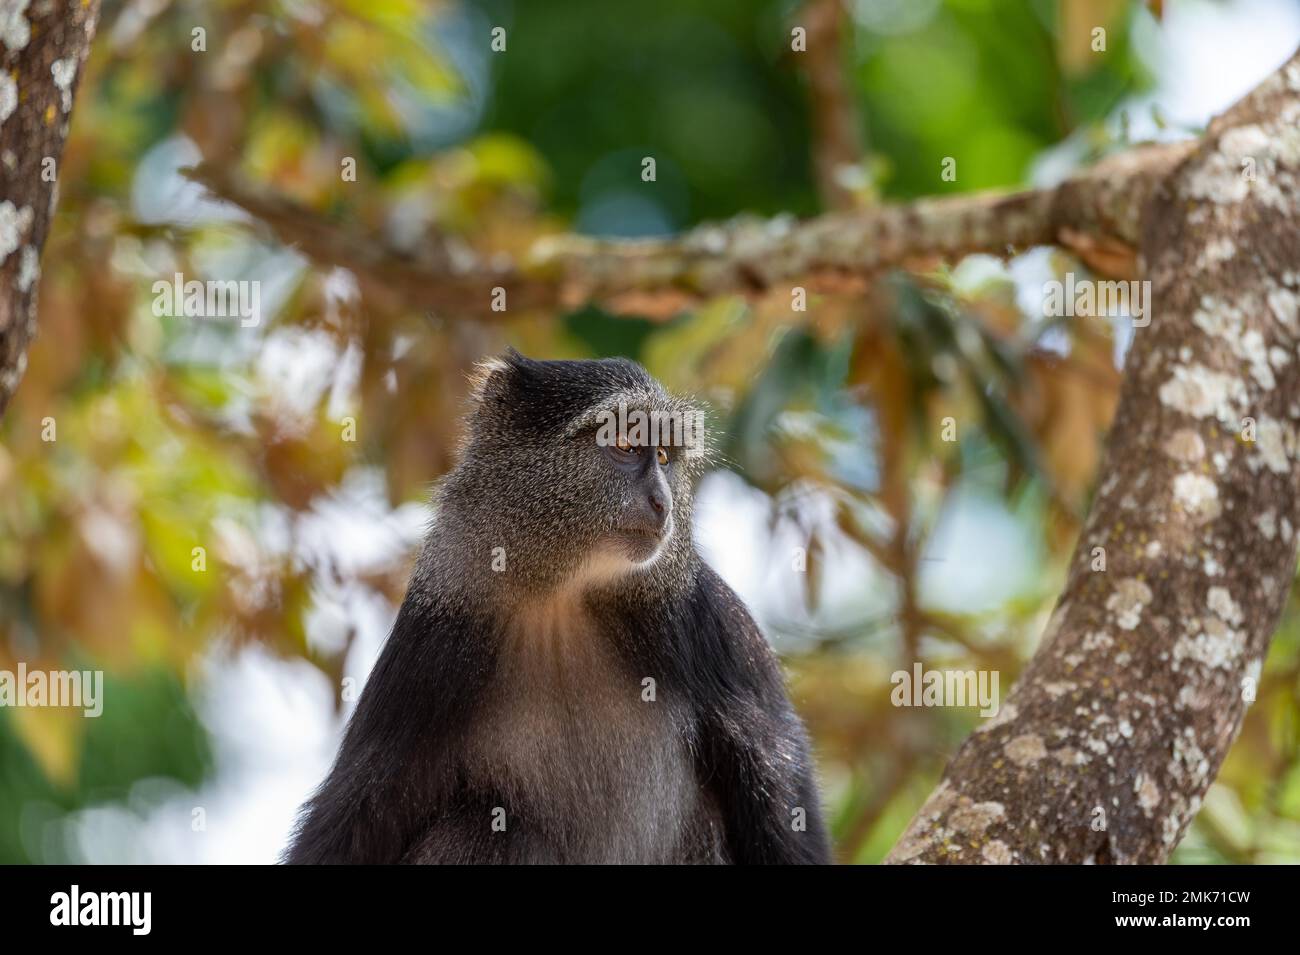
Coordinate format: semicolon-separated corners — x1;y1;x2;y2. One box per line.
614;516;672;542
616;524;663;539
611;520;672;563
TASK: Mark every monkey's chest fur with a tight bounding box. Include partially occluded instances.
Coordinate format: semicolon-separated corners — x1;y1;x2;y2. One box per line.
414;602;725;864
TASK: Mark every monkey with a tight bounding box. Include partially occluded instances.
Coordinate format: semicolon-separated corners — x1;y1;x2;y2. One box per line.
284;349;831;864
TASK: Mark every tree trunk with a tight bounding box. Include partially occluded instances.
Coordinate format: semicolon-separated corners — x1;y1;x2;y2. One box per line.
887;49;1300;864
0;0;100;417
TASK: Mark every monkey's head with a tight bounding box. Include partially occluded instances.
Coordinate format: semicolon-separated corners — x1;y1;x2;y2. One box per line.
432;349;711;601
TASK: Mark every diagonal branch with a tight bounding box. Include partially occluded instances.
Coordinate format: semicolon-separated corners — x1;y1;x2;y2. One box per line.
887;46;1300;865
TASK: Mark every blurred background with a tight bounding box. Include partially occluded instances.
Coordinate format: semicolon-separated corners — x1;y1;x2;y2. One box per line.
2;0;1300;864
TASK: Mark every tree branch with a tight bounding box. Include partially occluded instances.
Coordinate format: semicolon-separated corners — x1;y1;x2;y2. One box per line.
0;0;101;417
185;139;1192;320
887;47;1300;864
795;0;868;211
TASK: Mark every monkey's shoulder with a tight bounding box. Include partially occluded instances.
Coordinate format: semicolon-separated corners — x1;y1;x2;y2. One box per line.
626;560;787;700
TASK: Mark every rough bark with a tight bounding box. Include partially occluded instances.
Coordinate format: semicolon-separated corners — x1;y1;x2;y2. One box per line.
0;0;100;416
888;49;1300;864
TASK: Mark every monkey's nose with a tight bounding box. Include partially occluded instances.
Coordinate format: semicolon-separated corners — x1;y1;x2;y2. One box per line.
637;488;670;534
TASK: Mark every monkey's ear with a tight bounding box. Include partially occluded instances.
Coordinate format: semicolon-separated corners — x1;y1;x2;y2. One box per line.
466;349;527;404
467;357;509;405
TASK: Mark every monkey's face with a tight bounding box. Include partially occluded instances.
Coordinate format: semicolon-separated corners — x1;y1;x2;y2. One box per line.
455;351;709;594
553;391;706;583
595;430;678;566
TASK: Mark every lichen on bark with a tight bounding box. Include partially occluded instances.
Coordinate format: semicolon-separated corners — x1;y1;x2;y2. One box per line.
887;46;1300;865
0;0;100;415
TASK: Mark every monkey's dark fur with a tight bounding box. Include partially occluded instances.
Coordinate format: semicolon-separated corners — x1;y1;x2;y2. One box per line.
284;350;830;864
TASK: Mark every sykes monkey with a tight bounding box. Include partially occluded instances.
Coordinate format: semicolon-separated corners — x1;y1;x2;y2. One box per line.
285;351;830;864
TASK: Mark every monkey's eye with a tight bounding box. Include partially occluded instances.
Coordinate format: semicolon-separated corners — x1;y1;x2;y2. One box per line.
656;447;669;466
605;436;639;464
614;435;642;456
